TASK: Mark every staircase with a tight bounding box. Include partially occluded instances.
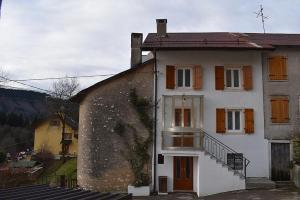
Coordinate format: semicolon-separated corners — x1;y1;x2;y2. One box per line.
201;129;250;179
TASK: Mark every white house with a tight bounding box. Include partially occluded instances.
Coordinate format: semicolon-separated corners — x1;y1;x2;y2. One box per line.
142;19;270;196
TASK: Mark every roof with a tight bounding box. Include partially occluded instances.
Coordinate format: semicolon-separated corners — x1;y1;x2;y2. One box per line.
71;59;154;103
0;185;132;200
142;32;300;50
33;114;78;130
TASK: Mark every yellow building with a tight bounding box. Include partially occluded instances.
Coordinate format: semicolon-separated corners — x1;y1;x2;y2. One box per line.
34;117;78;157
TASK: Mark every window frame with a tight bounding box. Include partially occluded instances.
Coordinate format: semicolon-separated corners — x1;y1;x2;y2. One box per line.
176;67;192;89
224;67;242;89
226;109;243;133
174;107;192;128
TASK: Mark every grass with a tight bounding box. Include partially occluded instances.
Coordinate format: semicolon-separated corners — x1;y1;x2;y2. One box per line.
55;158;77;178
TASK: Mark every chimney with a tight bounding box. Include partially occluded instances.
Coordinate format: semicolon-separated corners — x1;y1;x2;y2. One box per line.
131;33;143;68
156;19;167;37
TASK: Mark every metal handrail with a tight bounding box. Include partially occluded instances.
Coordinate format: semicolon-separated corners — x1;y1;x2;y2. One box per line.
201;129;250;178
161;129;250;178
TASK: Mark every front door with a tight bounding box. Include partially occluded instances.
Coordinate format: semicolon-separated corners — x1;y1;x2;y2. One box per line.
173;156;193;191
271;143;290;181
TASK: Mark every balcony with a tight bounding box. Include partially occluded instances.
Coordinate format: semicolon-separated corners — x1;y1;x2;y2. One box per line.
162;128;204;150
62;133;73;144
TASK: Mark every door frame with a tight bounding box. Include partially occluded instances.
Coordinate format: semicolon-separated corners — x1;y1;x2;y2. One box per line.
173;156;193;191
268;140;292;180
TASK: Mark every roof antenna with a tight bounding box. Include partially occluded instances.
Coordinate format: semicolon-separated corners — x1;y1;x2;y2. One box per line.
254;4;269;33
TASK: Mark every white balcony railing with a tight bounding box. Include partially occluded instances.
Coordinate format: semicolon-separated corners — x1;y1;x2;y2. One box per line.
162;129;204;150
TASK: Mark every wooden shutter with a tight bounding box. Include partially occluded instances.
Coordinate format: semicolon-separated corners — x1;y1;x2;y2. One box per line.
271;97;289;123
244;109;254;134
193;65;202;90
216;108;226;133
269;56;287;80
175;109;182;126
243;65;253;90
215;66;224;90
184;109;191;127
166;65;175;89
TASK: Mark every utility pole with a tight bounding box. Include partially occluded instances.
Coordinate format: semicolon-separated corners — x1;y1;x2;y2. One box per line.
255;4;269;34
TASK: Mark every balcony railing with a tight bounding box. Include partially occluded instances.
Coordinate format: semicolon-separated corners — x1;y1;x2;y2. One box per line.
162;129;250;178
64;133;72;141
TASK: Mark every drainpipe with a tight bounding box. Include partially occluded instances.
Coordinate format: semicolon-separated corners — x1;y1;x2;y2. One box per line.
153;49;158;194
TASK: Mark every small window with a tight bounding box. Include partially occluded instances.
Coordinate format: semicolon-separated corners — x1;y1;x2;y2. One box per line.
50;119;60;126
227;153;243;170
176;67;192;88
225;68;241;88
227;110;242;132
174;108;191;127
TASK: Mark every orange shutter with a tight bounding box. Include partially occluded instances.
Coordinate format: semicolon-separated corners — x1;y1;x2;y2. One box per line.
269;56;287;80
193;65;202;90
166;65;175;89
243;65;253;90
215;66;224;90
184;109;191;127
271;98;289;123
244;109;254;134
216;108;226;133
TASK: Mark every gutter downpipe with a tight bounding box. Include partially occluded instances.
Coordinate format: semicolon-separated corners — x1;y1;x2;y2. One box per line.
153;49;158;194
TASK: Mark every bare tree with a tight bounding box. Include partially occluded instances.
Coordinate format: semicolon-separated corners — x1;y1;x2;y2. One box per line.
0;68;9;88
48;77;79;162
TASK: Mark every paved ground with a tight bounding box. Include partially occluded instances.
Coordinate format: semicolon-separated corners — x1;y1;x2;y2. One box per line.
133;186;300;200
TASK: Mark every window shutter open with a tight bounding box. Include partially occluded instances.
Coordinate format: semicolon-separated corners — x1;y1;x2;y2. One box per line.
216;108;226;133
244;109;254;134
215;66;224;90
243;65;253;90
193;65;202;90
166;65;175;89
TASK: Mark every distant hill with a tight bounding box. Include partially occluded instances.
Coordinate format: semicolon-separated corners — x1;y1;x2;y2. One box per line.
0;88;49;154
0;88;49;120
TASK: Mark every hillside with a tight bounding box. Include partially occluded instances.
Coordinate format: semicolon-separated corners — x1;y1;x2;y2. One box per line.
0;88;49;155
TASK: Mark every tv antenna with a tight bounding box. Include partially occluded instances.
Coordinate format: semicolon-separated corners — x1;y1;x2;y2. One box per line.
254;4;269;33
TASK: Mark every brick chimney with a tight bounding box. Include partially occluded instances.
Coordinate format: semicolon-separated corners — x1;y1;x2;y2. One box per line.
130;33;143;68
156;19;167;37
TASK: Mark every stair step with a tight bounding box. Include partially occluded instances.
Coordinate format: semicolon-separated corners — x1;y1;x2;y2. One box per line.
246;178;276;190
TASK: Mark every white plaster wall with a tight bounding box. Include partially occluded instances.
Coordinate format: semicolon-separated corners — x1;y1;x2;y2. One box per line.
156;50;269;178
198;152;245;196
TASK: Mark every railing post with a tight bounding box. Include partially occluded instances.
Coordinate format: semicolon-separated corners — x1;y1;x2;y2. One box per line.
244;159;247;179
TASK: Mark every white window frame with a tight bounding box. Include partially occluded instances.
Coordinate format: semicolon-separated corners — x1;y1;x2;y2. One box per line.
176;67;192;89
225;67;242;89
226;109;243;133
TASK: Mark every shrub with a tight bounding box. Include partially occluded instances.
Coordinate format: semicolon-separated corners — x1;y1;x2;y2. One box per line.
32;150;54;166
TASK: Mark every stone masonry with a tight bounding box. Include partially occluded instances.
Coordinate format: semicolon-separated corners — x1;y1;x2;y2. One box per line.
77;61;154;192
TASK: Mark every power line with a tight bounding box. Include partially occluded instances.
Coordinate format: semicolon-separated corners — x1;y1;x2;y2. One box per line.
11;74;116;82
0;75;53;94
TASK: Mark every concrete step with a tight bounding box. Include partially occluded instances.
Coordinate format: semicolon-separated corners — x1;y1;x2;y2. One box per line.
246;178;276;190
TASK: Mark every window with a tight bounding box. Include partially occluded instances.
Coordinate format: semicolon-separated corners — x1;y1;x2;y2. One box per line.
176;68;191;88
225;68;241;88
226;110;242;132
227;153;243;170
271;97;289;123
174;108;191;127
50;119;60;126
268;56;287;80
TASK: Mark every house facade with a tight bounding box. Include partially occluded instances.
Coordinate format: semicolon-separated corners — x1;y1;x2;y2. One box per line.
72;43;154;192
262;45;300;181
141;20;276;196
34;117;78;157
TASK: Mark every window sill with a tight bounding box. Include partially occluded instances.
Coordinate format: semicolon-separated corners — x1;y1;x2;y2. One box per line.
271;122;290;125
268;79;288;82
223;132;246;135
224;88;245;92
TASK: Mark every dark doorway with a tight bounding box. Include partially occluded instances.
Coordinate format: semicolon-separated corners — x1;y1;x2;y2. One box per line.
271;143;290;181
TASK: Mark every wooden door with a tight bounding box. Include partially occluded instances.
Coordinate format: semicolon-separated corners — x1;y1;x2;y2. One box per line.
271;143;290;181
173;157;193;191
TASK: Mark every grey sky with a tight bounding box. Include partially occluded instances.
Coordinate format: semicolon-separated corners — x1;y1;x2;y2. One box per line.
0;0;300;93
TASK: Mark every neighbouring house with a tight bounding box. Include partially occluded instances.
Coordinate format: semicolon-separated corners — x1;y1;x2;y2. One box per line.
34;115;78;157
261;37;300;181
72;33;154;192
